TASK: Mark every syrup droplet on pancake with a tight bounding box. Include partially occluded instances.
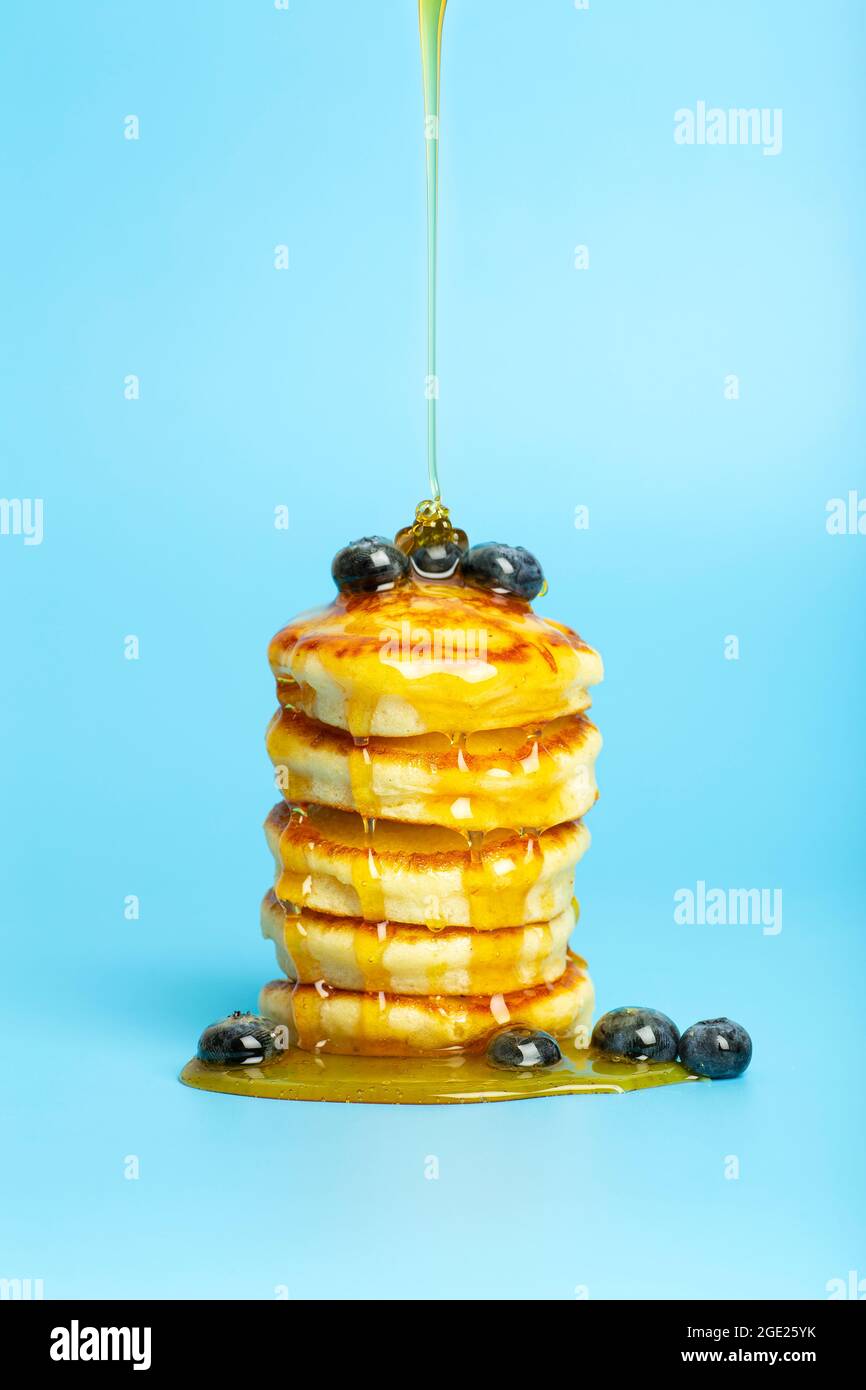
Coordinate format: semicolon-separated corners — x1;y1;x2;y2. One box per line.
394;525;416;555
276;676;299;710
345;815;387;921
395;498;467;561
456;827;546;930
519;740;540;774
348;737;376;819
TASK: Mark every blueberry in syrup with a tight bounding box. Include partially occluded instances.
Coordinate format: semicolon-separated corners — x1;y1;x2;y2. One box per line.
410;539;464;579
462;542;545;601
486;1026;562;1070
678;1018;752;1080
197;1011;278;1067
590;1007;680;1062
331;537;409;594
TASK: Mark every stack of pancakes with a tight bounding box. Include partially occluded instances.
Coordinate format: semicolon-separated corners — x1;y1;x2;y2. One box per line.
259;579;603;1056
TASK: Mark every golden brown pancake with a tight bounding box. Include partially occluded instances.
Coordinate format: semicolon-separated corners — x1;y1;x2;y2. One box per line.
260;888;577;996
266;706;601;831
259;954;594;1055
264;801;590;929
269;578;603;737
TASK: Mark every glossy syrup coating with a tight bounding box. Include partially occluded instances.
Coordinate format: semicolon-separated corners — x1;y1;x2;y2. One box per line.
260;888;576;996
394;497;467;557
253;512;604;1065
265;705;601;832
263;799;590;930
258;954;593;1055
269;580;603;738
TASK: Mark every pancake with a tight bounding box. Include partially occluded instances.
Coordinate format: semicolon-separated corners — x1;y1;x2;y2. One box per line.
259;954;594;1056
260;888;577;996
269;579;603;737
264;801;590;929
266;706;601;832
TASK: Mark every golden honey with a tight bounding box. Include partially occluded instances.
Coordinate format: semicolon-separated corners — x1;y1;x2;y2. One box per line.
181;1040;701;1105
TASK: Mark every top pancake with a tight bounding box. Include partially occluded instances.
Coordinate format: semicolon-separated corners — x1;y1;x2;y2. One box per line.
269;578;603;737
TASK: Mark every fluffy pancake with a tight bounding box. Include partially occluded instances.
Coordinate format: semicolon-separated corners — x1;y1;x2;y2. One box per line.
269;579;603;737
264;801;590;929
259;954;594;1056
260;888;577;996
266;706;601;832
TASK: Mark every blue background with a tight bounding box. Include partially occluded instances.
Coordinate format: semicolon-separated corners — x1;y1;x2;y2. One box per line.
2;0;864;1300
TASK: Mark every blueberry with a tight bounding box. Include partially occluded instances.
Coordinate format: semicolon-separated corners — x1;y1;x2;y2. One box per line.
410;540;464;580
197;1011;278;1067
463;543;545;601
591;1007;680;1062
332;536;409;594
679;1018;752;1080
486;1026;562;1070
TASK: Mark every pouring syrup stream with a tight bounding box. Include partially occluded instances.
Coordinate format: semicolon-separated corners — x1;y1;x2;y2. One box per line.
419;0;448;503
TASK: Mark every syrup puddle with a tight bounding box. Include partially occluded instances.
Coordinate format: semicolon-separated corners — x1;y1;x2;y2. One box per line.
180;1039;701;1105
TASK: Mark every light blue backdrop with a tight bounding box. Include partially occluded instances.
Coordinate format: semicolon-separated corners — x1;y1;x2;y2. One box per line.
1;0;864;1300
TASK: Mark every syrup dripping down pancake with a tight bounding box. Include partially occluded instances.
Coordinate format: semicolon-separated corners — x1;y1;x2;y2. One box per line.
259;953;594;1056
269;579;603;738
264;801;590;930
260;889;577;996
266;706;601;832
